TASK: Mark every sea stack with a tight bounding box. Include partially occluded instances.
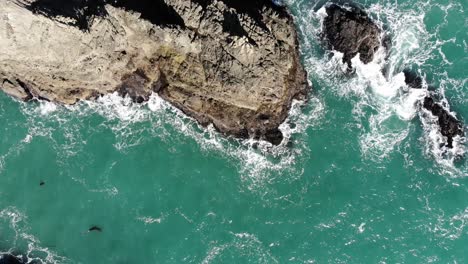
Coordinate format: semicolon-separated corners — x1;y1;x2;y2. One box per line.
0;0;308;145
322;4;382;66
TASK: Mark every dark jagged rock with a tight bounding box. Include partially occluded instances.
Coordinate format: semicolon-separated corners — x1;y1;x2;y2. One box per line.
403;69;464;148
1;0;308;145
263;129;284;146
0;254;26;264
423;97;464;148
323;4;381;66
403;69;423;89
402;70;464;149
0;253;40;264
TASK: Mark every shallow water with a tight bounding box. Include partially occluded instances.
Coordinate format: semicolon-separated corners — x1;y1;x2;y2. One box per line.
0;0;467;263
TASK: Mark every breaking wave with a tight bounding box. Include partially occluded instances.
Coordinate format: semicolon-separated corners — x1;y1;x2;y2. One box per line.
18;92;323;191
6;0;466;192
0;207;66;264
289;0;467;176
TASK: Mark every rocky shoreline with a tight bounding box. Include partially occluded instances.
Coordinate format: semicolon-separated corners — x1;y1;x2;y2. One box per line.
0;1;464;151
0;0;308;145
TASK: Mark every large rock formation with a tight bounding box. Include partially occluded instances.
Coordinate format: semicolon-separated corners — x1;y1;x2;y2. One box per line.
323;4;382;66
0;0;308;144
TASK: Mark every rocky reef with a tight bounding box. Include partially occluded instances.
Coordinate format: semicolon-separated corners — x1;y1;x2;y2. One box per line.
322;4;382;66
403;69;464;149
321;3;464;151
0;0;308;144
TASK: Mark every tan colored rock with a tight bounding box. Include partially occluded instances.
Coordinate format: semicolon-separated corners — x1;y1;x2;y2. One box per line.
0;0;308;144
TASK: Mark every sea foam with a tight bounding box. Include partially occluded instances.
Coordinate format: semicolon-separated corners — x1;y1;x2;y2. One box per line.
293;0;466;175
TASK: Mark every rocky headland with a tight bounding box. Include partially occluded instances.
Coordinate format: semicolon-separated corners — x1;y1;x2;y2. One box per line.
0;0;308;144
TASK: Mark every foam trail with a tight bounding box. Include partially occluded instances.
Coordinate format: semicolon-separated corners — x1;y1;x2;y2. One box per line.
0;207;67;264
18;92;323;190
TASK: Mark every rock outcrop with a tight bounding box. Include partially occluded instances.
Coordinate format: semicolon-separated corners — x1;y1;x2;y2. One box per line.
321;3;464;151
402;70;464;149
403;69;423;89
422;97;464;149
322;4;381;66
0;0;308;144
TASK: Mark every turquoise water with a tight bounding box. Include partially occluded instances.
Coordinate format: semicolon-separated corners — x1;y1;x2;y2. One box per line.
1;0;467;263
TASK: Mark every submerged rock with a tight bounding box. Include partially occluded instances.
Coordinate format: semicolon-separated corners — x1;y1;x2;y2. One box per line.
0;254;26;264
403;69;423;89
0;0;308;144
422;97;464;149
323;4;382;66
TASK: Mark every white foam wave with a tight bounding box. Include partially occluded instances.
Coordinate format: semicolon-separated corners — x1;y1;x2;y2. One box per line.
201;232;279;264
18;91;323;191
0;207;67;264
419;108;466;175
431;207;468;240
0;127;43;174
36;101;58;116
11;0;466;183
299;5;424;161
136;216;164;225
292;0;466;172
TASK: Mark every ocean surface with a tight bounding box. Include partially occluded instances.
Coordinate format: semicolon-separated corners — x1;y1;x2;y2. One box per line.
1;0;467;263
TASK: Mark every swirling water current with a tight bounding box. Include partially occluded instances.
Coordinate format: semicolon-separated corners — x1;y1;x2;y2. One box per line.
0;0;467;263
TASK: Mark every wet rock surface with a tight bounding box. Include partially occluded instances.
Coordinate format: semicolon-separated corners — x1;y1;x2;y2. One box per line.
321;2;464;151
0;0;308;144
403;69;423;89
422;97;464;149
323;4;382;66
402;70;464;149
